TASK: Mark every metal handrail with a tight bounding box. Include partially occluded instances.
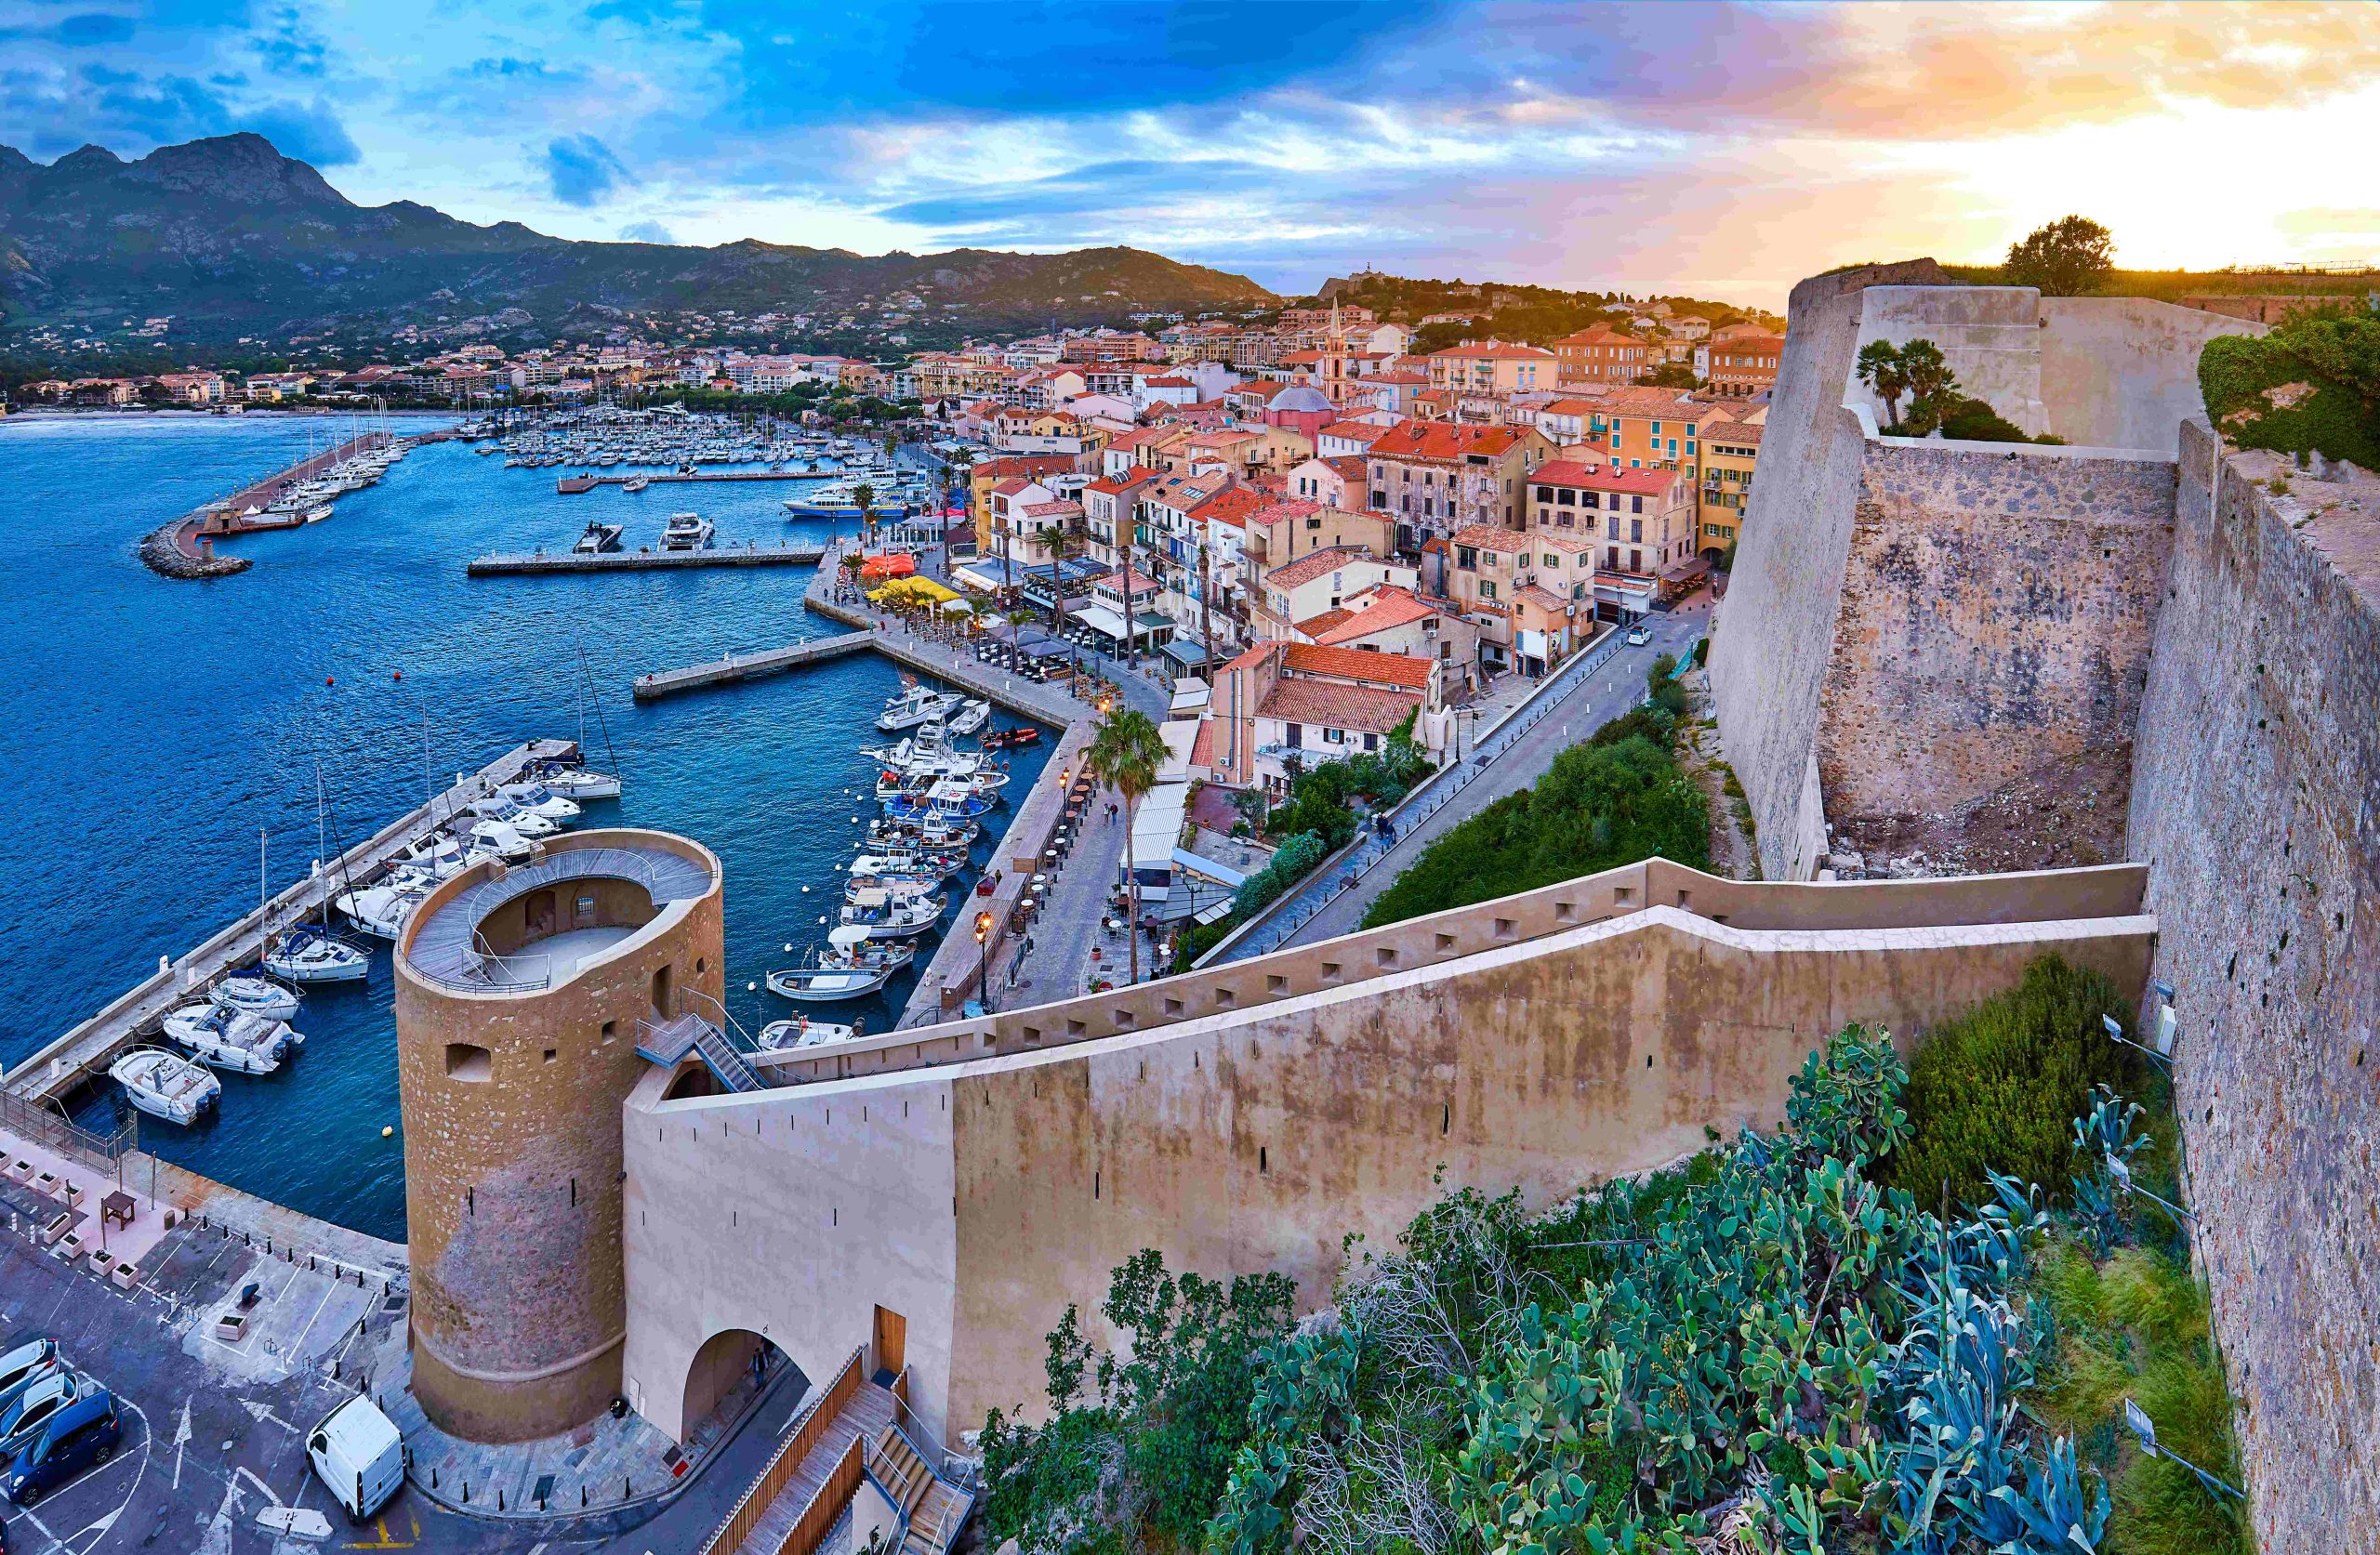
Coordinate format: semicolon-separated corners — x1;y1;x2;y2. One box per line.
465;930;552;991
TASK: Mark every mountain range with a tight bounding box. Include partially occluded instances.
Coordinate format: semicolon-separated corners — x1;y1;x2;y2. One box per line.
0;134;1277;361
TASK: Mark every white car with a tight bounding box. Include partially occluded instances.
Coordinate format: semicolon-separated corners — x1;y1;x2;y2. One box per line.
1627;626;1653;646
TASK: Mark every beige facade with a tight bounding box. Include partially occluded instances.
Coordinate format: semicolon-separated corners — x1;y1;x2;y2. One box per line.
394;829;724;1443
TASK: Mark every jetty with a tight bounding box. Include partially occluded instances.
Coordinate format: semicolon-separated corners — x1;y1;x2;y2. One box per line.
141;430;401;581
468;543;826;577
556;469;843;494
632;631;874;700
1;738;577;1107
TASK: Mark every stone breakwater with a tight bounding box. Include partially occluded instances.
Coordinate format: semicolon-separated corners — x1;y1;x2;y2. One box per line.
139;515;250;578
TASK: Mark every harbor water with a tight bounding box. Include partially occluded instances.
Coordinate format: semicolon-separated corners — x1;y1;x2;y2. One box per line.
0;413;1046;1241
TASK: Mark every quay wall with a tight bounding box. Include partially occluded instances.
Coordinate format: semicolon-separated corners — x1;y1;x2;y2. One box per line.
2126;423;2380;1550
618;862;2152;1445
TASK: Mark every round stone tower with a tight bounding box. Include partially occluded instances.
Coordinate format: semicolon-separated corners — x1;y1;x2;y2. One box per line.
393;828;724;1443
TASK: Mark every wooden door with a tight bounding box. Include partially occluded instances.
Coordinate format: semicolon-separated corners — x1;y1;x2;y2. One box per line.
872;1304;906;1379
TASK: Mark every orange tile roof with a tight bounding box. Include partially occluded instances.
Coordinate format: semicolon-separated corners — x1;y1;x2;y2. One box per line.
1367;422;1528;463
1317;420;1390;445
1266;545;1390;588
1449;522;1534;553
1294;607;1355;638
1192;486;1265;530
1309;586;1442;645
1596;387;1704;416
1282;641;1434;690
1431;341;1556;362
1532;458;1607;485
1258;678;1423;733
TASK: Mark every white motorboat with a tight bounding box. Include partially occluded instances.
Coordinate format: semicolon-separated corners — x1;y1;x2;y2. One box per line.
574;521;624;555
301;505;335;524
536;765;621;801
622;475;651;494
945;699;991;736
212;972;300;1021
335;880;426;941
844;865;945;901
393;833;472;880
500;783;582;824
766;927;914;1000
875;684;965;732
265;925;371;983
468;795;560;839
111;1046;221;1125
661;511;715;550
840;888;944;940
757;1016;860;1051
866;814;980;850
163;1002;297;1075
462;817;537;863
850;849;963;883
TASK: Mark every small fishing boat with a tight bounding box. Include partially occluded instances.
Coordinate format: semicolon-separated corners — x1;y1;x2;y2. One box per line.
980;726;1043;751
840;888;945;940
622;475;651;494
111;1046;221;1125
882;779;999;823
163;1002;298;1075
766;929;915;1002
264;924;371;983
212;971;300;1021
850;848;965;882
875;684;965;732
945;699;992;736
661;511;715;550
302;505;335;524
574;521;625;555
392;833;472;881
757;1016;860;1051
844;868;945;903
865;814;980;850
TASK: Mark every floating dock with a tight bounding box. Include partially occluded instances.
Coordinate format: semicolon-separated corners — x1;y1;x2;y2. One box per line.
1;738;578;1107
556;470;846;494
632;631;875;699
468;543;826;576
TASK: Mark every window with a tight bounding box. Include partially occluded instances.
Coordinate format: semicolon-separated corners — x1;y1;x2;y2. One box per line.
445;1044;493;1083
1363;732;1380;752
1480;579;1498;600
1633;495;1645;514
1456;546;1477;570
1631;520;1643;543
1631;548;1643;572
1325;727;1346;745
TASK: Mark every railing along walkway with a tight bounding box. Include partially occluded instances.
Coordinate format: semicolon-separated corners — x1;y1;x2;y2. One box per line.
735;1385;892;1555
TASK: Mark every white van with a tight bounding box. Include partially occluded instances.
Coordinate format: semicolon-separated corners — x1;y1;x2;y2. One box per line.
306;1396;404;1522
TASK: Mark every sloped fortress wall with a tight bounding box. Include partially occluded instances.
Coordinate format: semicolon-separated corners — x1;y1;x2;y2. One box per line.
2127;422;2380;1550
618;864;2151;1444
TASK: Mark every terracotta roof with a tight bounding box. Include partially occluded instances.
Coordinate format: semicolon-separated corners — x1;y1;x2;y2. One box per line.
1021;500;1081;519
1317;420;1390;445
1083;475;1147;496
1280;640;1435;690
1531;458;1607;486
1515;585;1576;612
977;455;1074;478
1571;467;1683;497
1295;607;1355;638
989;478;1036;497
1258;678;1423;733
1367;422;1529;463
1706;423;1765;449
1448;522;1534;553
1265;545;1387;589
1191;486;1265;530
1540;397;1605;415
1554;326;1641;349
1596;387;1705;416
1320;455;1368;479
1309;586;1442;645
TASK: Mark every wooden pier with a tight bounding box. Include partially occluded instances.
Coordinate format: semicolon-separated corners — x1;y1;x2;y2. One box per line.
0;738;578;1107
468;543;826;576
555;470;845;494
632;632;875;700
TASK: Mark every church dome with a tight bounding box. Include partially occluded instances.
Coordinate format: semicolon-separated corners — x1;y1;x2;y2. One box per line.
1267;382;1333;415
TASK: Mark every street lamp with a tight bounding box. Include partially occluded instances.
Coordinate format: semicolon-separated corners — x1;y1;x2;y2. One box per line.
974;910;995;1014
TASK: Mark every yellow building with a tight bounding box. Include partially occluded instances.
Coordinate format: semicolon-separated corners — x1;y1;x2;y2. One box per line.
1425;341;1556;397
1698;419;1762;560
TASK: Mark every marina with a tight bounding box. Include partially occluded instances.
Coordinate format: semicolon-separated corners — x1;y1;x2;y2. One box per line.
632;629;876;699
555;469;846;493
139;423;421;578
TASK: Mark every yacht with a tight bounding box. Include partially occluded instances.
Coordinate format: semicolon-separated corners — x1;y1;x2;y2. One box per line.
461;816;537;863
840;889;945;940
875;684;965;732
865;814;979;850
860;724;982;773
467;795;560;839
535;764;622;802
499;783;582;824
782;483;918;522
163;1003;298;1075
661;512;715;551
264;925;370;983
758;1016;860;1051
212;972;300;1021
392;833;472;880
574;521;625;555
112;1046;222;1125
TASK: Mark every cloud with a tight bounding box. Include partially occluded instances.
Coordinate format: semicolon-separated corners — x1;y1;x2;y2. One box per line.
617;217;675;244
238;99;360;166
50;12;138;47
544;133;631;205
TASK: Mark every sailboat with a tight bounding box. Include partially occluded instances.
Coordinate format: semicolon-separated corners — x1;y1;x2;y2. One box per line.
263;791;370;984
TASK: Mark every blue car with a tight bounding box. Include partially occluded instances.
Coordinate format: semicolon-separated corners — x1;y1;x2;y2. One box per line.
2;1388;117;1506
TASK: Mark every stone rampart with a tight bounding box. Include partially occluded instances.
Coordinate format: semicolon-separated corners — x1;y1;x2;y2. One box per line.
2128;420;2380;1550
617;862;2151;1447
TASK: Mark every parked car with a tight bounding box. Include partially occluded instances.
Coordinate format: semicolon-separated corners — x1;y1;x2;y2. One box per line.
0;1372;86;1460
3;1390;119;1506
0;1341;59;1411
307;1395;404;1522
1626;626;1652;646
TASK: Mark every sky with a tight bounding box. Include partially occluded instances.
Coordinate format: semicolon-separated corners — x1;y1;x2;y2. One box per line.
3;0;2376;307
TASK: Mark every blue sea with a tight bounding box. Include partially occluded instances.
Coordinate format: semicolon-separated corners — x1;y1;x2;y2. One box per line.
0;412;1042;1242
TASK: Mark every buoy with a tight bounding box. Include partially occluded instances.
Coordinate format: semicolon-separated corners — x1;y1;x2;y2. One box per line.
747;981;757;992
325;676;336;687
783;942;792;953
381;1126;393;1139
801;885;811;892
817;916;826;925
393;670;403;681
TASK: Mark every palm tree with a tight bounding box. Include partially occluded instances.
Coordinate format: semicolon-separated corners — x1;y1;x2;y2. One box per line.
852;481;877;549
1034;522;1075;634
1085;707;1169;987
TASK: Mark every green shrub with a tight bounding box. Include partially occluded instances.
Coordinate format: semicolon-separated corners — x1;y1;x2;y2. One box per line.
1884;955;2141;1209
1234;831;1327;918
2199;308;2380;468
1359;731;1708;928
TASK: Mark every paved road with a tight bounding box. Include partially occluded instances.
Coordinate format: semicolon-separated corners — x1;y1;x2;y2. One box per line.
1258;594;1716;954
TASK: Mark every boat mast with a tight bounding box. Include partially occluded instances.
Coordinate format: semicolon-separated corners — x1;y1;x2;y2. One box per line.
259;825;271;954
